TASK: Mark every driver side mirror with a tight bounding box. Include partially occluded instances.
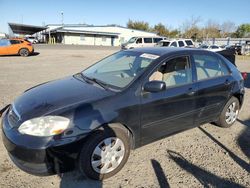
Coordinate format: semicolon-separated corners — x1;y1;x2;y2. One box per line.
144;81;166;93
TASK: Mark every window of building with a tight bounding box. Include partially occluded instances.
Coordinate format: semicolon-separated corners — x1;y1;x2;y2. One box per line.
120;37;125;43
80;35;85;41
102;37;106;42
194;54;230;80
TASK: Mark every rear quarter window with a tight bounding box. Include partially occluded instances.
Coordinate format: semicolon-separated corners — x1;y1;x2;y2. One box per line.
153;38;163;43
144;38;153;43
185;40;193;46
10;40;21;45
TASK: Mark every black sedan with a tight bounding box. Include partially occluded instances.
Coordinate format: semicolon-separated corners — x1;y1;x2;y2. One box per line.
1;48;245;180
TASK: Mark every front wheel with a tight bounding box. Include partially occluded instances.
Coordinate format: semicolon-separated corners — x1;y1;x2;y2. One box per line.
216;96;240;128
78;127;130;180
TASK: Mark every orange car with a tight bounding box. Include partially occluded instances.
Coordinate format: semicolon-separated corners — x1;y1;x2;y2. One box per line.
0;38;34;57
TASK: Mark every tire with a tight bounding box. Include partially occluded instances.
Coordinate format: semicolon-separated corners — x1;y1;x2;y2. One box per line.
19;48;30;57
78;126;131;180
216;96;240;128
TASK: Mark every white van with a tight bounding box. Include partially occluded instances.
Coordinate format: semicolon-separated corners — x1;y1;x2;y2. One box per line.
157;39;195;48
121;36;167;49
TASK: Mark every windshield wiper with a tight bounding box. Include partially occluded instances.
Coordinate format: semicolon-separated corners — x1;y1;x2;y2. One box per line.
80;73;109;90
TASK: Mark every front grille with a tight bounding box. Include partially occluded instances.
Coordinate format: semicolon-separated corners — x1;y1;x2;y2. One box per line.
8;106;20;128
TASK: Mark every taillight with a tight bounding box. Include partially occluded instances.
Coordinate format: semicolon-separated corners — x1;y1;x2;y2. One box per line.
241;72;248;80
27;43;32;46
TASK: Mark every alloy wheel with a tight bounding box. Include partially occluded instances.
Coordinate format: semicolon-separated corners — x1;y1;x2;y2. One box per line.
225;102;239;124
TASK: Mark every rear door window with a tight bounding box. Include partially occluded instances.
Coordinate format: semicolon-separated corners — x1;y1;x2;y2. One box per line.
170;42;177;47
144;38;153;43
194;54;230;80
178;41;185;47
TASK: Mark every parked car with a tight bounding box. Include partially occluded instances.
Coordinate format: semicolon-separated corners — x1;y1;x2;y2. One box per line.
121;36;166;49
198;44;209;49
206;45;224;52
1;48;245;180
25;36;39;44
157;39;195;48
234;44;242;55
0;38;34;57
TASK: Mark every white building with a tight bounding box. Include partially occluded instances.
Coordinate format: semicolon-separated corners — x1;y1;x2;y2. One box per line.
44;24;158;46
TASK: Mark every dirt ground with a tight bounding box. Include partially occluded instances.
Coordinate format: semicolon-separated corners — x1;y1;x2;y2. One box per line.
0;45;249;188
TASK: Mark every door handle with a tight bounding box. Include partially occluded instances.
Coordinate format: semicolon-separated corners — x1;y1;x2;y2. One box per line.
224;79;231;86
187;88;196;96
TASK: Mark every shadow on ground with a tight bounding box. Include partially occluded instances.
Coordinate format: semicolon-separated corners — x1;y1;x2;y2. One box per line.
237;119;250;160
60;170;102;188
198;127;250;173
0;52;40;57
151;159;170;188
167;150;245;188
30;52;40;56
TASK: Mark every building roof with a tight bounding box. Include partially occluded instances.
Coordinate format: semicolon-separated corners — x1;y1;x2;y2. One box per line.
46;24;157;35
46;28;120;37
8;23;47;35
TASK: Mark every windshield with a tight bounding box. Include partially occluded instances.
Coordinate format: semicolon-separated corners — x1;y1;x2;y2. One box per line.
82;51;159;89
127;37;138;43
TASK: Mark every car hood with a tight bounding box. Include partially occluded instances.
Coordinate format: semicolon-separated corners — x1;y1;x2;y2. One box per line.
12;75;113;121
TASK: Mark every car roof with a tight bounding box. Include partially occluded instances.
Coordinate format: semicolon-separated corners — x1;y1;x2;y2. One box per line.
130;36;166;38
128;47;203;56
159;39;193;42
9;38;24;41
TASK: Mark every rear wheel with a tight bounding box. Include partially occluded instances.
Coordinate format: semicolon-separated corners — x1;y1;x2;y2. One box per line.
216;96;239;128
19;48;29;57
78;126;130;180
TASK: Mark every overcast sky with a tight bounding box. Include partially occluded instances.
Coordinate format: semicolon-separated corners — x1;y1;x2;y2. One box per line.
0;0;250;33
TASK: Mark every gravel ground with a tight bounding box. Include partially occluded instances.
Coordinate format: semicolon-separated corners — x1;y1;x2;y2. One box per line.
0;45;249;188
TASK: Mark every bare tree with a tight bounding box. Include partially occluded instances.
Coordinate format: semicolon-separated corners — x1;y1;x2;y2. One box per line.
182;16;202;33
204;19;221;38
220;21;236;37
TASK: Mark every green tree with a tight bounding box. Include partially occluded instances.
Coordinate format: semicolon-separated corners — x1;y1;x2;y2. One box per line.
233;24;250;38
153;23;169;36
168;29;179;38
127;19;150;31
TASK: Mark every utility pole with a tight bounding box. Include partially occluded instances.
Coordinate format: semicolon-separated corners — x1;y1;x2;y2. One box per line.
61;11;64;27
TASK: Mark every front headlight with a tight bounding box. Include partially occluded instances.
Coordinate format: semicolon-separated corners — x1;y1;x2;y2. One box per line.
18;116;70;137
